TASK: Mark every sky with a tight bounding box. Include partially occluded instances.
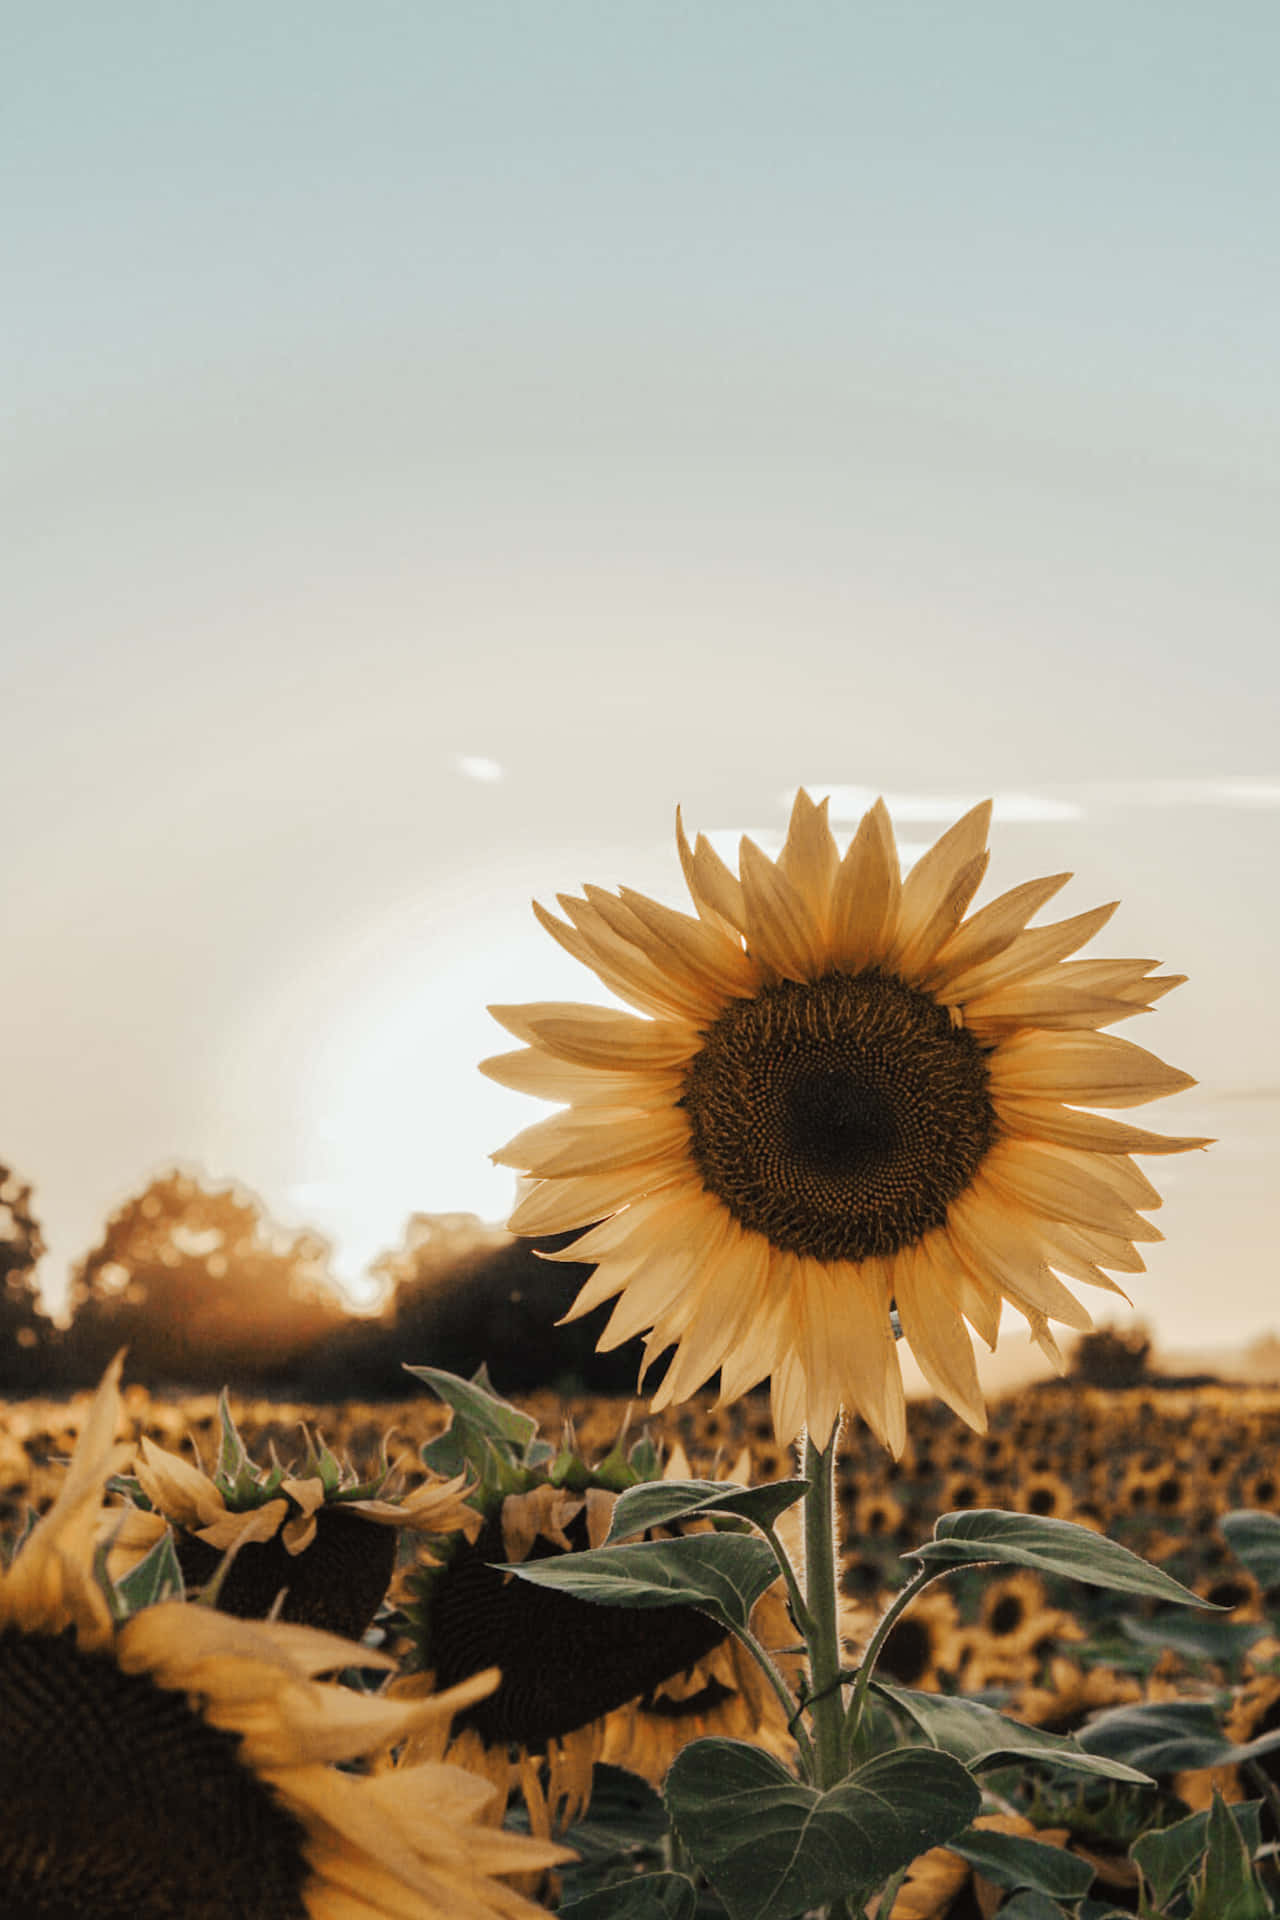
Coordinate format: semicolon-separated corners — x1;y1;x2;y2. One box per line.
5;5;1278;1364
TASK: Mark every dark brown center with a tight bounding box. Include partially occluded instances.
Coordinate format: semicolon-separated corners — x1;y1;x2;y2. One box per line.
0;1625;311;1919
681;969;996;1261
409;1509;730;1747
173;1503;396;1643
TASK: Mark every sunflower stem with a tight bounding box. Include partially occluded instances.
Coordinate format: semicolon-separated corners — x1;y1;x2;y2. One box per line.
842;1562;938;1765
726;1622;815;1776
801;1430;847;1792
761;1517;816;1644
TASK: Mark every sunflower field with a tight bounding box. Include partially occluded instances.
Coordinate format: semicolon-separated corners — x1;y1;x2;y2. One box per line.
4;1364;1280;1918
2;788;1242;1918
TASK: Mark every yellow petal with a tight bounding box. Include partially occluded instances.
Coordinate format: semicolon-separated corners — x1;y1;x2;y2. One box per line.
776;789;840;931
827;797;900;973
506;1163;683;1236
938;901;1120;1004
987;1031;1198;1107
738;834;828;981
493;1104;690;1176
676;806;748;932
888;801;992;978
894;1240;987;1434
921;872;1073;988
995;1094;1211;1156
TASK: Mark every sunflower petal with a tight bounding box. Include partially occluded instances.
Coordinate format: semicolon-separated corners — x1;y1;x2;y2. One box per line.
894;1240;987;1435
888;800;992;976
677;807;748;931
827;798;900;972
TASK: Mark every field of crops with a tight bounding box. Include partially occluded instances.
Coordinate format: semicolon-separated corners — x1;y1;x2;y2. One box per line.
7;1372;1280;1916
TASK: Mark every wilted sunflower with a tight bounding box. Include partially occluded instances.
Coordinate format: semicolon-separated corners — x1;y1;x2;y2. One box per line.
486;790;1206;1451
108;1391;479;1641
0;1357;568;1919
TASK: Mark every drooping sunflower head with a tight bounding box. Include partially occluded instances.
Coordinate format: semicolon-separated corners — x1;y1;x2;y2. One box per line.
485;790;1208;1453
2;1360;569;1919
109;1387;479;1641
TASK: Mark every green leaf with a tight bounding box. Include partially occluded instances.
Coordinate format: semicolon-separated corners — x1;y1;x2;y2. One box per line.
997;1897;1078;1920
605;1477;810;1544
497;1534;779;1635
948;1827;1094;1901
1119;1612;1265;1666
1076;1701;1236;1775
560;1874;697;1920
1222;1510;1280;1590
1190;1791;1272;1920
404;1364;540;1455
664;1738;980;1920
1133;1801;1264;1912
872;1682;1153;1784
909;1509;1212;1606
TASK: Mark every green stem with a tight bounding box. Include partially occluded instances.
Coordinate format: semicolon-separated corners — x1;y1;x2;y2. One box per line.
843;1563;933;1763
725;1621;815;1776
802;1430;847;1792
843;1562;984;1765
761;1516;816;1644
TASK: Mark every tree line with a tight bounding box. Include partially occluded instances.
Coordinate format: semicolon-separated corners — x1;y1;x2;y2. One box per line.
0;1162;640;1398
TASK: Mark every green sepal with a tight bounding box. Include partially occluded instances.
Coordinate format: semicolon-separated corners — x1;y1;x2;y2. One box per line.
111;1527;185;1615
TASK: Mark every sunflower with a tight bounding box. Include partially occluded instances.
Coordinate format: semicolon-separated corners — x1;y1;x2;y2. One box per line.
1;1357;568;1918
486;789;1206;1452
108;1392;479;1641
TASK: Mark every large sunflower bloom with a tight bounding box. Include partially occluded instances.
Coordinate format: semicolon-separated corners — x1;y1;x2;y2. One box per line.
485;791;1206;1453
0;1357;567;1919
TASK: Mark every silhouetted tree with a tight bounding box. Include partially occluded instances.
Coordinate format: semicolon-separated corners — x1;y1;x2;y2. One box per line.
297;1212;643;1400
0;1164;58;1389
62;1170;349;1388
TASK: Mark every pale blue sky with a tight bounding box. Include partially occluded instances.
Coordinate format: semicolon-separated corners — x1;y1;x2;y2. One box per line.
4;5;1277;1359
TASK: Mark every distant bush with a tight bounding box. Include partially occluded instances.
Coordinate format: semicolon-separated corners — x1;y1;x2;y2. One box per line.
1068;1322;1153;1389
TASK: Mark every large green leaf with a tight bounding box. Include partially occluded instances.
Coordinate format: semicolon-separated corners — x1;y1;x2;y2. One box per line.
1190;1792;1272;1920
560;1874;697;1920
948;1827;1095;1901
604;1477;809;1544
664;1738;980;1920
873;1682;1152;1784
1134;1800;1265;1916
1076;1701;1236;1775
909;1509;1210;1606
1119;1612;1265;1666
1221;1510;1280;1591
497;1534;780;1634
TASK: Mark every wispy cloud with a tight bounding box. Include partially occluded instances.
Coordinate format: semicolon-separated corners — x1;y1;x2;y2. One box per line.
454;754;504;783
1086;776;1280;811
